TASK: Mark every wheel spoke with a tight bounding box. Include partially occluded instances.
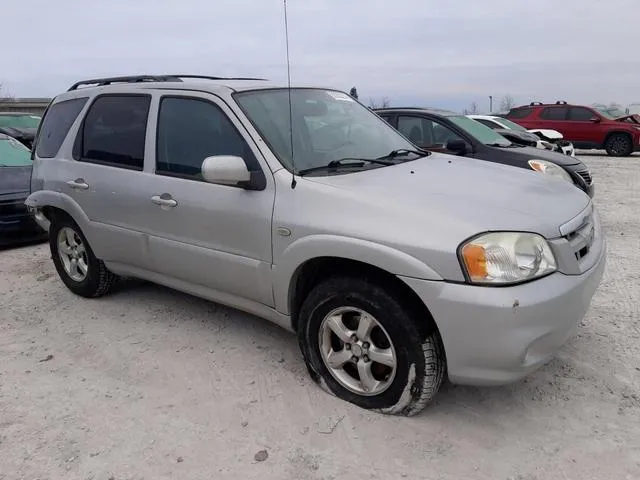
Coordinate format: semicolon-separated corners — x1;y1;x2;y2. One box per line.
326;315;352;343
326;348;352;369
65;228;77;247
69;258;79;277
58;242;72;255
368;345;395;368
76;243;86;255
357;360;380;393
356;313;375;341
77;260;88;275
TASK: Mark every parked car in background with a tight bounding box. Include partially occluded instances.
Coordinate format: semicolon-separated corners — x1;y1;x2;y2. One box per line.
503;101;640;157
0;134;45;246
26;75;605;415
375;108;593;197
0;112;42;149
468;114;575;157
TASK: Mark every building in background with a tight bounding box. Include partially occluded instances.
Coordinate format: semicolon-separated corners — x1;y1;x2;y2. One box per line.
0;98;51;115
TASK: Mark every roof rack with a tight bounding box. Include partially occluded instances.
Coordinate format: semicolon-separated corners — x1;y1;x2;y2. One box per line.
555;100;568;105
529;101;544;106
68;74;268;91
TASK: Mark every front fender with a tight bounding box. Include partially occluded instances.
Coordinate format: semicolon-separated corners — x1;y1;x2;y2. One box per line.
272;234;443;314
25;191;93;240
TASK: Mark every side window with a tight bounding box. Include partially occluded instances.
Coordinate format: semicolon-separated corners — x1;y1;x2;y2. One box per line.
430;119;463;146
156;97;258;178
35;97;88;158
569;107;595;121
397;116;462;147
475;118;500;130
540;107;568;120
505;107;532;119
79;95;150;170
379;115;394;125
397;116;425;144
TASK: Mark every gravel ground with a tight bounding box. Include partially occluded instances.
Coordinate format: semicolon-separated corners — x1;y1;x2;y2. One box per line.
1;153;639;480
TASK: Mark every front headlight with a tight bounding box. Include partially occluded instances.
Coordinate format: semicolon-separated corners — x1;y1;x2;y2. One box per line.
459;232;557;285
528;159;573;183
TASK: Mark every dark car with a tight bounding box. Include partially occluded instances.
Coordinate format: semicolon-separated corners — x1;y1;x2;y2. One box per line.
374;107;594;197
0;112;42;149
0;133;46;246
502;101;640;157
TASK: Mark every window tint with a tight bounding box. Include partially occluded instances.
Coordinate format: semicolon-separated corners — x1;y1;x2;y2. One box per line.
540;107;568;120
35;98;88;158
156;97;257;178
397;116;464;147
80;95;150;169
505;107;533;119
569;107;595;121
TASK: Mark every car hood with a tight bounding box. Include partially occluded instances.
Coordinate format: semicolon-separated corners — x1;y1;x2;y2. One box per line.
0;165;32;196
0;126;37;138
298;153;589;238
527;128;564;140
614;114;640;124
494;129;539;142
491;144;581;166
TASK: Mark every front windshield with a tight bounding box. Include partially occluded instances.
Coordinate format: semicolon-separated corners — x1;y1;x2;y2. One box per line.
0;115;41;128
596;108;626;119
0;136;32;166
234;88;417;172
495;118;527;132
449;115;511;146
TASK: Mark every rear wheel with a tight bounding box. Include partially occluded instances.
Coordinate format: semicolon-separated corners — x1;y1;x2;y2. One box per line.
605;133;632;157
298;276;445;416
49;215;118;297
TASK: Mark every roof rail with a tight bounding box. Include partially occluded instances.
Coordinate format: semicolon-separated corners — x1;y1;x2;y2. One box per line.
67;74;268;91
555;100;568;105
529;101;544;106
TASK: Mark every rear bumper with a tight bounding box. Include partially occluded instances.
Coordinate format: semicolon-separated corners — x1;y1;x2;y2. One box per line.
401;241;606;386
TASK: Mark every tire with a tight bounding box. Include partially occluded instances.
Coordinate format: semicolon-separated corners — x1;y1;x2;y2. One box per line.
49;214;118;298
605;133;633;157
298;276;445;416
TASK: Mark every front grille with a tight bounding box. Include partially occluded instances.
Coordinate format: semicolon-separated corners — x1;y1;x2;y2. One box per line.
564;214;595;262
576;169;592;185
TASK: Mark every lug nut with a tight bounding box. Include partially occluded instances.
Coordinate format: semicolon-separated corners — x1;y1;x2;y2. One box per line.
351;334;358;342
362;342;370;349
351;356;358;362
363;355;370;363
345;344;351;350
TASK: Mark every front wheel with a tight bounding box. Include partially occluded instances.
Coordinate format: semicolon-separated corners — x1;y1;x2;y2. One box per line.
298;276;445;416
605;133;633;157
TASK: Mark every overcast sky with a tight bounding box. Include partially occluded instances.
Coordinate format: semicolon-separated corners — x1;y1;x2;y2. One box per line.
2;0;639;112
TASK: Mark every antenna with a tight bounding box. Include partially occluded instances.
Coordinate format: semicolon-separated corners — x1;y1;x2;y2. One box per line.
283;0;296;189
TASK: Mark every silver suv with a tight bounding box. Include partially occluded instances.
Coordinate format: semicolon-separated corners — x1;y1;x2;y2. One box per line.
27;75;606;416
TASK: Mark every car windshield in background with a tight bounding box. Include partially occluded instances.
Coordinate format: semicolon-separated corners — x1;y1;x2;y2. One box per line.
596;108;626;119
450;115;511;146
497;118;527;132
0;136;32;166
0;115;41;128
234;88;419;173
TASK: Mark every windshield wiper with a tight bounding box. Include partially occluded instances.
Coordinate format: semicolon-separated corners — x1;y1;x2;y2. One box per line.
297;157;395;176
486;143;516;148
377;148;430;160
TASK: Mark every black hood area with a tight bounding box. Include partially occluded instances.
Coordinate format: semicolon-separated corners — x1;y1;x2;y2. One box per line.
494;145;581;166
494;128;539;144
0;165;32;197
0;127;37;147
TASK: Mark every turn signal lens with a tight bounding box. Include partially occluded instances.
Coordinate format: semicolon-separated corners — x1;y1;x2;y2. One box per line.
459;232;557;285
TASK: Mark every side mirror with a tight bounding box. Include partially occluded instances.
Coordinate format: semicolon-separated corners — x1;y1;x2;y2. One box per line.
446;138;469;155
590;117;601;123
201;155;252;187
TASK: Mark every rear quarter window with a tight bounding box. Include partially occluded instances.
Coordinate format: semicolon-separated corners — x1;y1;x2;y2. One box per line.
35;97;88;158
505;107;533;119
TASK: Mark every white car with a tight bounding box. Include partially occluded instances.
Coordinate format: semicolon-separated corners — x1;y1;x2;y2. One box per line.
468;114;575;157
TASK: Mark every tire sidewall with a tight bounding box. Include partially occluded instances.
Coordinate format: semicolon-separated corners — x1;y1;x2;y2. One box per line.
606;134;632;157
49;216;101;296
299;278;430;412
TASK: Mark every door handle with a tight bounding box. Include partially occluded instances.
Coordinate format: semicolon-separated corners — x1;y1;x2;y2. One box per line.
151;194;177;208
67;179;89;190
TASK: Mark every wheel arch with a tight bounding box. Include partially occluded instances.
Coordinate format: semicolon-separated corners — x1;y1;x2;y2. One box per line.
25;191;93;240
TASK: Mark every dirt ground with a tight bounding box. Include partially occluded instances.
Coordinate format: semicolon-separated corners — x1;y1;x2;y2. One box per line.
1;153;639;480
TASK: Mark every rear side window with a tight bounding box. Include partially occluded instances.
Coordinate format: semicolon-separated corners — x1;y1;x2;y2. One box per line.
35;97;88;158
540;107;568;120
568;107;595;121
505;107;533;119
78;95;151;170
475;118;501;130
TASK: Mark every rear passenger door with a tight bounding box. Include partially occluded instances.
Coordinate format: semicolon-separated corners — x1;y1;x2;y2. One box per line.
538;106;570;138
65;93;153;269
133;92;275;307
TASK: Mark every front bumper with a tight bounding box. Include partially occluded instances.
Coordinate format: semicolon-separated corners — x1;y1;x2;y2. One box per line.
401;240;606;386
0;202;47;246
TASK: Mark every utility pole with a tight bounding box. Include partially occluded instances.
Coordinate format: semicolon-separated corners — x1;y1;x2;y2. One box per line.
489;96;493;113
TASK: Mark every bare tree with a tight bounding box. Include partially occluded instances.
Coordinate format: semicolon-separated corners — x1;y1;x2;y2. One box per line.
0;81;13;101
368;96;390;109
500;95;515;112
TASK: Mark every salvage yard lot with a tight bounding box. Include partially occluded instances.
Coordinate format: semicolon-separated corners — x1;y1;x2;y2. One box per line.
1;153;639;480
